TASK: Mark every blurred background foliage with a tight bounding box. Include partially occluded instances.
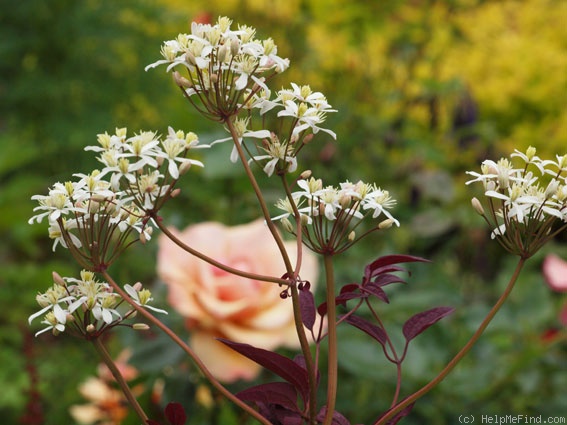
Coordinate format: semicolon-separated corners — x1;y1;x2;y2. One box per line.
1;0;566;423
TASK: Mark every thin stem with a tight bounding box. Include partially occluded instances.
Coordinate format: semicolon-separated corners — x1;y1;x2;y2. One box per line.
224;117;294;274
366;301;402;406
290;283;317;424
101;270;273;425
375;256;527;425
322;254;338;425
157;222;289;286
91;337;148;424
280;175;304;279
225;116;319;423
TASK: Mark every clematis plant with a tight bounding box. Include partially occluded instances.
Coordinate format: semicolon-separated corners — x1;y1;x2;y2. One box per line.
28;16;566;425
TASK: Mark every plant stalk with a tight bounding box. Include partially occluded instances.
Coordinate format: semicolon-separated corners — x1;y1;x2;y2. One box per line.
375;256;527;424
91;337;148;424
224;116;294;274
101;270;273;425
322;254;338;425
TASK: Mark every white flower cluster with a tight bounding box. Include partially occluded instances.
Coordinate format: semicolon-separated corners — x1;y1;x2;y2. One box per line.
29;128;205;262
146;16;289;112
211;83;337;172
273;177;399;253
28;271;166;337
466;147;567;255
215;83;337;174
247;83;337;174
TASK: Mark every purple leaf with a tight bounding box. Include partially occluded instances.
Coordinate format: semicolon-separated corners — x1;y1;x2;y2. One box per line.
317;301;328;317
361;282;389;303
378;402;415;425
164;402;186;425
370;273;409;287
335;291;365;306
316;406;351;425
402;306;454;343
218;339;309;403
238;382;299;412
340;283;360;294
343;314;388;348
299;283;316;331
267;406;304;425
365;255;429;280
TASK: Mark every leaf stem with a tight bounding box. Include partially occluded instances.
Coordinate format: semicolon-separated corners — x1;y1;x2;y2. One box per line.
375;256;527;425
156;221;289;286
91;337;148;424
224;116;294;274
101;270;273;425
322;254;338;425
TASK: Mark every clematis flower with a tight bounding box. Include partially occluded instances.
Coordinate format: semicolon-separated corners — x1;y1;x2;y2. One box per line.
466;146;567;257
157;219;318;382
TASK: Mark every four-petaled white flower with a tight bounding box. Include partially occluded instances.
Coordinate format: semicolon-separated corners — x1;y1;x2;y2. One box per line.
29;272;167;337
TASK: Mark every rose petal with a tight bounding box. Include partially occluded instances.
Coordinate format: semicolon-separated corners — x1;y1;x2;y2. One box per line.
191;331;260;382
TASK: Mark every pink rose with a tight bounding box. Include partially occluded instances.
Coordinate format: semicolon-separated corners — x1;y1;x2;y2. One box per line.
157;219;318;382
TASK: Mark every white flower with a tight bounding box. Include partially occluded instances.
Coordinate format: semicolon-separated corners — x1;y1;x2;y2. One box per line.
124;284;168;314
361;188;400;226
271;197;312;224
92;293;121;325
29;191;83;224
211;117;271;163
277;99;337;139
250;135;297;176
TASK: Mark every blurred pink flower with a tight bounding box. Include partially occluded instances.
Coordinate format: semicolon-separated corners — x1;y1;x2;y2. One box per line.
69;350;142;425
542;254;567;327
157;219;319;382
542;254;567;292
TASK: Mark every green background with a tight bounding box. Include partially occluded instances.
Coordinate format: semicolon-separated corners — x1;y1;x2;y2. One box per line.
1;0;566;423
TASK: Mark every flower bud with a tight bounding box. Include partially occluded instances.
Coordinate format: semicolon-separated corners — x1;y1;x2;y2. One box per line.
299;170;312;179
185;51;197;66
132;282;143;292
90;193;108;203
545;179;560;199
170;188;181;198
217;44;228;63
52;271;66;287
339;195;352;209
86;324;96;333
281;217;294;233
302;134;314;145
133;323;150;331
378;218;394;229
471;197;485;216
88;200;100;214
526;146;537;160
348;230;356;241
172;71;194;89
230;39;240;57
178;160;193;175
